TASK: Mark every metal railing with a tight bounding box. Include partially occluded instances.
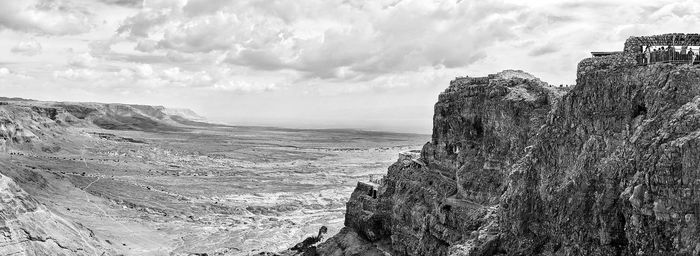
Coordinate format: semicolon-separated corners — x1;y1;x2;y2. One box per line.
638;51;698;65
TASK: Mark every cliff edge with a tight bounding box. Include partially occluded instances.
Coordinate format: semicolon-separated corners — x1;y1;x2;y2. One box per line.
316;35;700;256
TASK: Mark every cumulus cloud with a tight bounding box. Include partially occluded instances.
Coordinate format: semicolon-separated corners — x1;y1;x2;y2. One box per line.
182;0;230;16
11;39;42;56
161;67;213;87
134;63;155;78
68;53;98;68
528;43;560;57
0;67;11;76
212;80;277;93
99;0;142;8
119;0;521;80
116;0;184;38
0;67;32;80
135;39;158;52
89;40;115;56
0;0;93;35
53;68;100;80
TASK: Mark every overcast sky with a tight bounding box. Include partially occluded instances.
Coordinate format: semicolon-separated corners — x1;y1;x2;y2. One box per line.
0;0;699;133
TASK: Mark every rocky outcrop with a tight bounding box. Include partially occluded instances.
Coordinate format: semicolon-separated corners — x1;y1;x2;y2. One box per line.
0;173;110;255
0;104;61;149
320;36;700;255
316;70;563;256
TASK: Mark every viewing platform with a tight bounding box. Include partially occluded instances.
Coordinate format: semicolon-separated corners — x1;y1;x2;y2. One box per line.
591;33;700;65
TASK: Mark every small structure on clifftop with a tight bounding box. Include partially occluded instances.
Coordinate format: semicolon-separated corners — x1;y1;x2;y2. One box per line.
356;181;379;199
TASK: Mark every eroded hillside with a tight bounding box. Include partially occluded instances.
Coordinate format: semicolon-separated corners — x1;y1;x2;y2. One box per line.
0;98;429;255
0;170;111;255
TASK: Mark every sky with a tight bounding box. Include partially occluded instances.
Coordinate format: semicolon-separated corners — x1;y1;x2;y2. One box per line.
1;0;699;134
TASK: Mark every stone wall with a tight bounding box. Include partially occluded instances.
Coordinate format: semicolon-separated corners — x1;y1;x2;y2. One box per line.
577;53;637;78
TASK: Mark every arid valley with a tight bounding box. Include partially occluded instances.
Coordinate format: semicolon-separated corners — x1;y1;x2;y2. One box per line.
0;98;428;255
4;1;700;255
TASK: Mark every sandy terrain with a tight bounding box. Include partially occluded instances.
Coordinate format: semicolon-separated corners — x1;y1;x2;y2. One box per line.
3;123;428;255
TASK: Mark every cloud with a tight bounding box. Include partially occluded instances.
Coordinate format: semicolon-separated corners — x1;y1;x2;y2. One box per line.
9;1;700;97
135;39;158;52
0;67;32;80
182;0;230;17
0;0;93;35
117;0;184;38
212;80;277;93
53;68;100;80
0;67;11;76
134;63;154;78
119;0;521;80
528;43;560;57
68;53;98;68
89;40;115;56
117;8;171;38
98;0;142;8
160;66;213;87
11;39;42;56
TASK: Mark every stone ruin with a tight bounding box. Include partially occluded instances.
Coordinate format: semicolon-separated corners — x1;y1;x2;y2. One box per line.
356;181;378;199
398;149;423;167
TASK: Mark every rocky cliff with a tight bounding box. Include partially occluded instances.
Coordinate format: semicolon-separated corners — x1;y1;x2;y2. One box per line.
316;38;700;255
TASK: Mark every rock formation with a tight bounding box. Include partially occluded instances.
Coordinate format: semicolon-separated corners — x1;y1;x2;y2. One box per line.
316;35;700;255
0;172;110;255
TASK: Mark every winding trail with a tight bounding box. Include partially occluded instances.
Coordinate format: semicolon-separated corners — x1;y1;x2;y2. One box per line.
422;163;484;208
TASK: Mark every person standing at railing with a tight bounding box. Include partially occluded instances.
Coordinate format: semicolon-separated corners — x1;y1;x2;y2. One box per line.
644;46;651;64
652;47;658;63
661;47;666;62
690;48;696;65
668;45;675;62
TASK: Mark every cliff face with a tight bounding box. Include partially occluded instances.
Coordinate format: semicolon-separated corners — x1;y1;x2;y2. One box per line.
319;53;700;254
0;99;207;135
499;63;700;255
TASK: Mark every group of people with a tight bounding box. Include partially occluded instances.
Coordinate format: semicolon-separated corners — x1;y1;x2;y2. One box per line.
642;45;697;65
